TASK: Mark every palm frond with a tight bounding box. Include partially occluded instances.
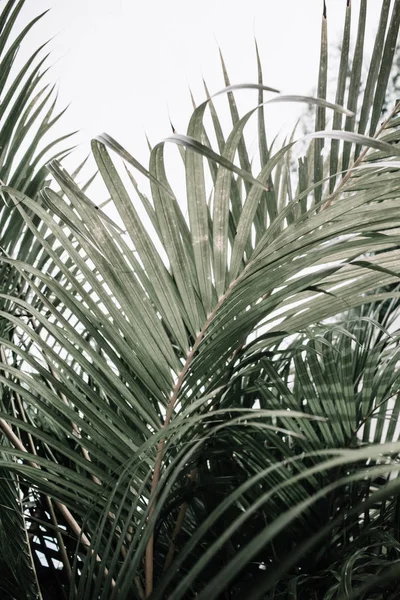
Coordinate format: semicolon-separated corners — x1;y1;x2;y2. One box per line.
0;1;73;597
1;1;400;599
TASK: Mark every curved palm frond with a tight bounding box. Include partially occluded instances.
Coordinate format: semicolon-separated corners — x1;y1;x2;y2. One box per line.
1;1;400;599
0;0;74;597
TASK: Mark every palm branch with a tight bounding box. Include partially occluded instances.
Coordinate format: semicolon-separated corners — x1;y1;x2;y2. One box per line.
2;1;400;598
0;0;73;597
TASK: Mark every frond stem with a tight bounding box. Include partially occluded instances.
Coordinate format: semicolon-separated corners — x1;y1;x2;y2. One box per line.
145;277;240;596
323;100;400;209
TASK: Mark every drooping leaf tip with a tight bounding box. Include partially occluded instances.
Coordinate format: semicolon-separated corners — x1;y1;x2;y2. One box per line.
323;0;327;18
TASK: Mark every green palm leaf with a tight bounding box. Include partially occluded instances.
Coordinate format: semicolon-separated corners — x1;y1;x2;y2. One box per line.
1;2;400;599
0;1;73;597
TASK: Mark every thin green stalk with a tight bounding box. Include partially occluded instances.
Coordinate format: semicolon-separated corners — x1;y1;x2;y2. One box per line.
323;99;400;209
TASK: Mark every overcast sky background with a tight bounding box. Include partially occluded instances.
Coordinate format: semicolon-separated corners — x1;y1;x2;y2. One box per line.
14;0;385;195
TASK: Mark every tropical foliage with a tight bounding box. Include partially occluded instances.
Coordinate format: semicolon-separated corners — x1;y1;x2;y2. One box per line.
0;0;74;597
2;0;400;598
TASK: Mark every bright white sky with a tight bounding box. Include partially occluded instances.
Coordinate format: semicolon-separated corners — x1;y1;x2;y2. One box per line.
18;0;383;174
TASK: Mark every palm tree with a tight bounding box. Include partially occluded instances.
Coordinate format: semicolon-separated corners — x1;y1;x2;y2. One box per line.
2;0;400;598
